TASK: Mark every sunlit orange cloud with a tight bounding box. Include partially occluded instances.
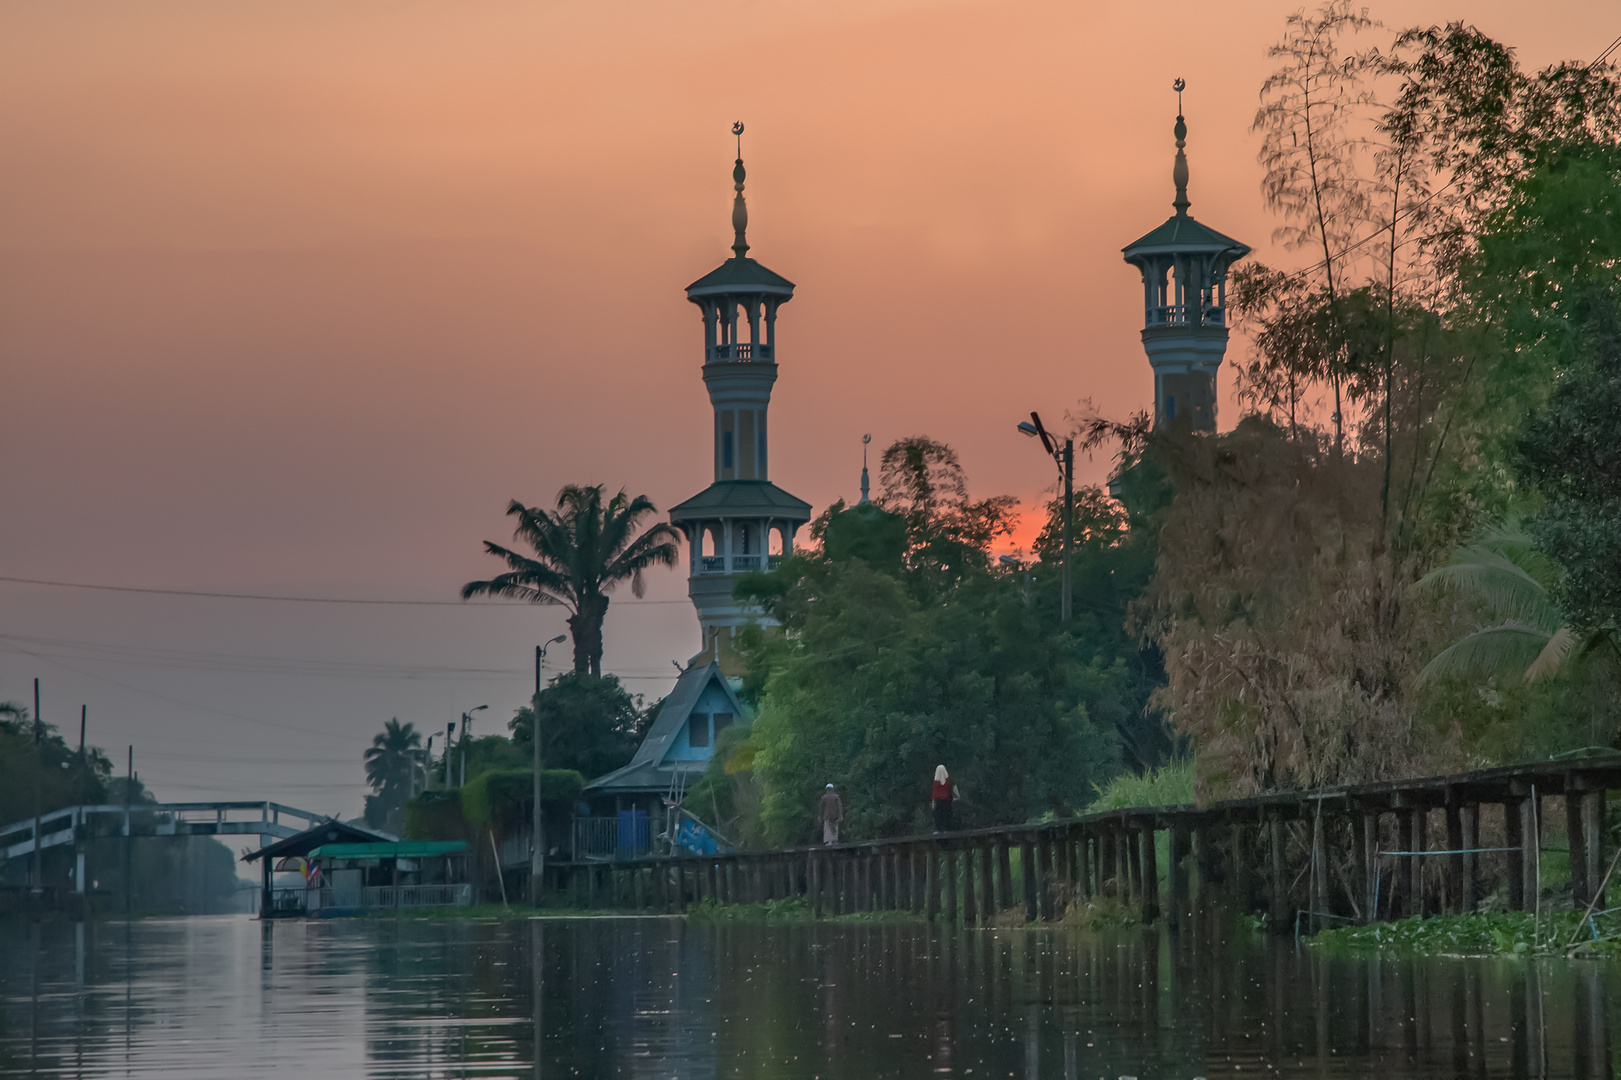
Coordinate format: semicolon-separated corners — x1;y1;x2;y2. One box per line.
0;0;1608;810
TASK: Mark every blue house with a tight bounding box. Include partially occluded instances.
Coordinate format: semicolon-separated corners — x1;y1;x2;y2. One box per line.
581;661;747;856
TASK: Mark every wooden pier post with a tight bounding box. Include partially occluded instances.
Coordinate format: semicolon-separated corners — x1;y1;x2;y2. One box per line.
1505;800;1526;911
925;846;939;921
1126;827;1142;904
1396;810;1414;918
1166;823;1185;929
1036;835;1054;922
1140;825;1160;923
1360;811;1378;922
1446;798;1465;914
980;842;996;921
1021;838;1038;921
944;848;959;925
1268;816;1288;929
992;830;1005;908
1462;804;1479;912
1567;791;1590;910
1582;788;1605;911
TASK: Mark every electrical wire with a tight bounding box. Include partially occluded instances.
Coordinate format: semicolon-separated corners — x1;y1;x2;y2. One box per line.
0;574;690;605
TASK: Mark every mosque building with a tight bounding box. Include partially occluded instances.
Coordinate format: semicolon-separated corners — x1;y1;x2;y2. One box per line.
1122;85;1249;431
584;130;808;836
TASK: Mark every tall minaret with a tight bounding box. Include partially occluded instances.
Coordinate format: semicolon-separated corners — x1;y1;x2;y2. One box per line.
1122;80;1250;432
669;124;812;670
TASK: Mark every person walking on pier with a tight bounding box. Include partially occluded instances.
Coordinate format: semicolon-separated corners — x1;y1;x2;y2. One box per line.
819;783;843;845
932;765;954;832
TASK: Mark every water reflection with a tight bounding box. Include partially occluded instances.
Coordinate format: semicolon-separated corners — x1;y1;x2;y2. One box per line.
0;911;1617;1078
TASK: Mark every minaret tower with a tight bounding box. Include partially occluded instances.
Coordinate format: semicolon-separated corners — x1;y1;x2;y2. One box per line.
669;124;811;669
1122;80;1250;432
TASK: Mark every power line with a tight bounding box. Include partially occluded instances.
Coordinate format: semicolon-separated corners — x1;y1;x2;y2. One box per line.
0;574;691;605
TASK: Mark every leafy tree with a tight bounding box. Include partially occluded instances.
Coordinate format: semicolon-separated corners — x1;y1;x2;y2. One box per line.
362;718;421;831
722;439;1123;846
509;671;647;780
461;485;682;675
1518;300;1621;647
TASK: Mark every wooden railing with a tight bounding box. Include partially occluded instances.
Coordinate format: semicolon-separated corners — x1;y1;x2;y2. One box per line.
544;756;1621;930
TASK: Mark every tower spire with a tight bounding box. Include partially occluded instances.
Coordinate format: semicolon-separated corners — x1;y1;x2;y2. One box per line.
858;434;872;505
1172;78;1190;217
731;121;749;259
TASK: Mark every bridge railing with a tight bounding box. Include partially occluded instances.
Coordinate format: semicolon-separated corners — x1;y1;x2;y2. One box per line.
542;755;1621;932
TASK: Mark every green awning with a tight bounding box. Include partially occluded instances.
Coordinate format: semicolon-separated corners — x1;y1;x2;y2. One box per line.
307;841;469;859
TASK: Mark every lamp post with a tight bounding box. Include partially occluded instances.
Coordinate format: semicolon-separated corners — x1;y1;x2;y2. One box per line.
531;635;567;904
459;705;488;789
1017;412;1073;622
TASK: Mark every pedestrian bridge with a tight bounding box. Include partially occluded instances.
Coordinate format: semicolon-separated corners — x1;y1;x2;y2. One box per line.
0;801;334;865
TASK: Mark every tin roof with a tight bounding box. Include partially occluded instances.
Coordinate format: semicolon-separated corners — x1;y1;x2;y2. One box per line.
307;841;469;859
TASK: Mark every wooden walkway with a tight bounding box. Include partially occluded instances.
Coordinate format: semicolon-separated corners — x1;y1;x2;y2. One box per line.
548;756;1621;929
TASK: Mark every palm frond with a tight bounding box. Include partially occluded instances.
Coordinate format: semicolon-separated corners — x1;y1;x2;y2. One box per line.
1417;622;1554;686
1418;545;1561;632
1524;626;1579;682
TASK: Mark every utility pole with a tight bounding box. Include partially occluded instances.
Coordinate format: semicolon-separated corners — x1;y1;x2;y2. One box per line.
530;636;564;904
1061;437;1074;624
32;679;42;896
124;745;133;915
444;722;455;788
1017;413;1075;622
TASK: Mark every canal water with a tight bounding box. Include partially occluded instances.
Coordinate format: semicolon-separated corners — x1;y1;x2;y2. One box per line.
0;913;1616;1078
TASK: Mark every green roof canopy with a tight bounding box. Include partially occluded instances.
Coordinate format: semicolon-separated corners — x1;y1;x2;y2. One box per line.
307;841;469;859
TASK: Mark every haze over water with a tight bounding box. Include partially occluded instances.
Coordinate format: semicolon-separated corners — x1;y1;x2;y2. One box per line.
2;916;1614;1078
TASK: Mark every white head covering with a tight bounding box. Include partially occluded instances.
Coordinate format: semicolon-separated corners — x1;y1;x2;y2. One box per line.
826;783;835;789
934;765;948;784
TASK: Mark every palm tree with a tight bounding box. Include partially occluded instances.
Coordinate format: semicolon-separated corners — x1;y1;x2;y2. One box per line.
364;719;422;808
1417;524;1589;685
461;485;682;676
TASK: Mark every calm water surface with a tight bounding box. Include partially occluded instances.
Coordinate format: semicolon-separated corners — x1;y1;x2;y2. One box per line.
1;913;1617;1078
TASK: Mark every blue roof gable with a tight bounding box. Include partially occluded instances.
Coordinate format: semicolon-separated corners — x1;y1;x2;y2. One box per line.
584;661;749;795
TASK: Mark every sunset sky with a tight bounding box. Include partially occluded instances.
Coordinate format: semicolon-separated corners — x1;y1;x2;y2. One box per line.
1;0;1612;825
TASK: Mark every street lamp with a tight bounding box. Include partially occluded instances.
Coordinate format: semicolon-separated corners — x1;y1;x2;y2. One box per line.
458;705;488;789
535;635;568;698
531;634;567;905
1017;411;1074;622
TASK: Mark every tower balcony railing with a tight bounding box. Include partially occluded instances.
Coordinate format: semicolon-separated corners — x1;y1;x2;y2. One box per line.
695;554;786;575
1145;304;1227;328
706;342;773;363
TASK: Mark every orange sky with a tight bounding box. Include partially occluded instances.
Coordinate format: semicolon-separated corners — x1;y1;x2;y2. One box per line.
0;0;1612;816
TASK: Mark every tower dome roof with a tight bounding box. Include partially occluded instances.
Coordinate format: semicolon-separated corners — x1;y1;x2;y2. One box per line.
686;257;795;297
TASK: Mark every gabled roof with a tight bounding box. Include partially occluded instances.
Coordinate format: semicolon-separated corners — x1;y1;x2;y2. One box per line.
242;820;392;863
586;661;747;795
686;257;796;296
1123;213;1250;260
669;480;812;522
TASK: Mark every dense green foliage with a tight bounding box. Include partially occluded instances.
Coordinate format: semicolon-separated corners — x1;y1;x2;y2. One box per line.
1122;10;1621;798
460;768;585;829
712;437;1143;847
508;671;647;780
462;484;681;675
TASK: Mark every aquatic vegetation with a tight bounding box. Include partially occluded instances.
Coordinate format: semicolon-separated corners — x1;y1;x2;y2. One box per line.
685;896;924;924
1314;908;1621;957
